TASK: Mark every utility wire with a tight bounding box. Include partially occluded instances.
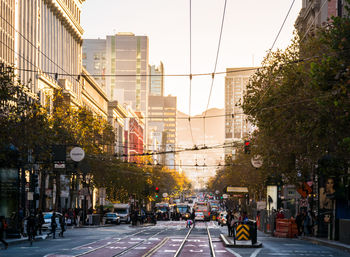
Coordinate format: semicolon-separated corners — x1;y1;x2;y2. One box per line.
299;0;328;43
188;0;195;147
247;0;296;115
203;0;227;147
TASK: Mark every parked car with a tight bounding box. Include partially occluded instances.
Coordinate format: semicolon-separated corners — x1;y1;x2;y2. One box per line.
104;212;120;225
217;211;227;226
42;212;63;231
194;211;205;221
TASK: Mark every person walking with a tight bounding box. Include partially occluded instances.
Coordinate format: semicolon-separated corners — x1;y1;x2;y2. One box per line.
226;211;233;237
26;213;36;246
37;211;44;235
295;212;303;236
58;215;66;237
47;212;57;239
190;210;196;228
0;216;8;250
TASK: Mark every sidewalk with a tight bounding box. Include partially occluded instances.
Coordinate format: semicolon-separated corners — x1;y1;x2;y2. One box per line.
300;236;350;253
6;234;47;246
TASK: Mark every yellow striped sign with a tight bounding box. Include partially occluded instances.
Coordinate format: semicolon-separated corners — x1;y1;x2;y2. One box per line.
236;224;250;240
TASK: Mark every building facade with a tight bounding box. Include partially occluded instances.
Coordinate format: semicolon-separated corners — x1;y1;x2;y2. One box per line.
82;38;106;91
148;62;164;96
148;95;176;168
16;0;84;106
108;101;129;158
296;0;346;33
225;68;257;157
0;0;15;65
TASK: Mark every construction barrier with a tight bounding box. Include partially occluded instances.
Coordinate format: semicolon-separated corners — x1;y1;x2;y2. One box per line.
236;224;250;240
232;220;258;245
274;219;298;238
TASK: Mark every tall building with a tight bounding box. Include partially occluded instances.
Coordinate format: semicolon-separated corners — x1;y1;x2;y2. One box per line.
148;62;164;96
16;0;84;105
225;68;257;157
296;0;346;33
83;33;149;114
82;39;106;91
0;0;15;65
148;95;176;168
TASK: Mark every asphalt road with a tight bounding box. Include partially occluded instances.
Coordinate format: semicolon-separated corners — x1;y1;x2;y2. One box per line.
1;221;349;257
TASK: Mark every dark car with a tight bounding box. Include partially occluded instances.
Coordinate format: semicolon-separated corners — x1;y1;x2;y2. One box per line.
104;213;120;225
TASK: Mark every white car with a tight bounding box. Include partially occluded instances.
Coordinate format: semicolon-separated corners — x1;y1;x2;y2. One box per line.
104;213;121;225
42;212;63;230
194;211;205;221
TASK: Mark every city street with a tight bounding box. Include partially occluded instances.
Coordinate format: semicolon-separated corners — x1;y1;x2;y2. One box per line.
2;221;349;257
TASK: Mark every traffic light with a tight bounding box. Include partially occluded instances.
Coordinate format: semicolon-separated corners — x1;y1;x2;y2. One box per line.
30;173;39;191
155;187;159;193
244;140;251;154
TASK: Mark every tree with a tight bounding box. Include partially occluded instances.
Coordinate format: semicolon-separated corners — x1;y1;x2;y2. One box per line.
241;4;350;184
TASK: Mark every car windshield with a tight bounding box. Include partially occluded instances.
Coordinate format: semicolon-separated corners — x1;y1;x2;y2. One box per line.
177;206;188;213
106;214;116;217
116;209;127;214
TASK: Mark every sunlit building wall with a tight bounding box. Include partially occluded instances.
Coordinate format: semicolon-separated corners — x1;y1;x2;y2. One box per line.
148;62;164;96
82;39;106;91
224;68;257;157
0;0;15;65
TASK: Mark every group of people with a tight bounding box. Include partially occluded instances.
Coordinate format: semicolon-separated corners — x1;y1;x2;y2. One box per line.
226;210;249;237
296;210;317;236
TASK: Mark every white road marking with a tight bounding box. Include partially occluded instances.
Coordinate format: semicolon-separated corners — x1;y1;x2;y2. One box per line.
135;246;147;249
226;247;243;257
250;248;262;257
164;250;176;252
190;249;203;252
215;250;227;252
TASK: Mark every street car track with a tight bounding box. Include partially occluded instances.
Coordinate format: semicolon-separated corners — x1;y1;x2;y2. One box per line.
72;227;154;257
174;222;215;257
112;229;167;257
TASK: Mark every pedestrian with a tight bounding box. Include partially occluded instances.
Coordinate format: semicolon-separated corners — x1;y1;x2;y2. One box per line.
190;210;196;228
303;210;311;236
37;210;44;235
58;215;66;237
47;212;57;239
226;211;232;237
295;212;303;236
0;216;9;250
26;212;36;245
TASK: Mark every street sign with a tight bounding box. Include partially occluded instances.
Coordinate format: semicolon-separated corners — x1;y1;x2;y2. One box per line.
162;193;168;198
70;147;85;162
251;155;263;168
227;186;248;193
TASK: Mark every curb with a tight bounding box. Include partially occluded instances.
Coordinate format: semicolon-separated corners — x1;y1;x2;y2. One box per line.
220;234;262;248
300;237;350;253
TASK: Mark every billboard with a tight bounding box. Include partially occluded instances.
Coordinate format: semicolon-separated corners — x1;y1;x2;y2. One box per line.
267;185;277;211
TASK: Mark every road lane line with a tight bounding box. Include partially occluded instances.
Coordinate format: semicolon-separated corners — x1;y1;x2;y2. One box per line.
250;248;262;257
72;228;150;256
226;247;243;257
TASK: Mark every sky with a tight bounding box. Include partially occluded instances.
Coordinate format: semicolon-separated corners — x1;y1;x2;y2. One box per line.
81;0;302;116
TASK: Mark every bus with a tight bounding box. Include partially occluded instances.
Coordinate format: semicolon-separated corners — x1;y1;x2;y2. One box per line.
173;203;191;220
193;202;211;221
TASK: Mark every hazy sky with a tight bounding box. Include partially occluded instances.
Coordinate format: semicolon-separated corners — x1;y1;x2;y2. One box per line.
81;0;302;116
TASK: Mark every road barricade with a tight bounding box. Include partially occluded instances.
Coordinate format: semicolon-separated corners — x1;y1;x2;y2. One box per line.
274;219;298;238
232;220;258;245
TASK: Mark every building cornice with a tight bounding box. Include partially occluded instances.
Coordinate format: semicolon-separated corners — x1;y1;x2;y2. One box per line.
82;68;108;102
44;0;84;41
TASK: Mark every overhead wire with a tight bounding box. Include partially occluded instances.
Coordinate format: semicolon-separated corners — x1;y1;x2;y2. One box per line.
203;0;227;148
246;0;297;115
188;0;195;147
